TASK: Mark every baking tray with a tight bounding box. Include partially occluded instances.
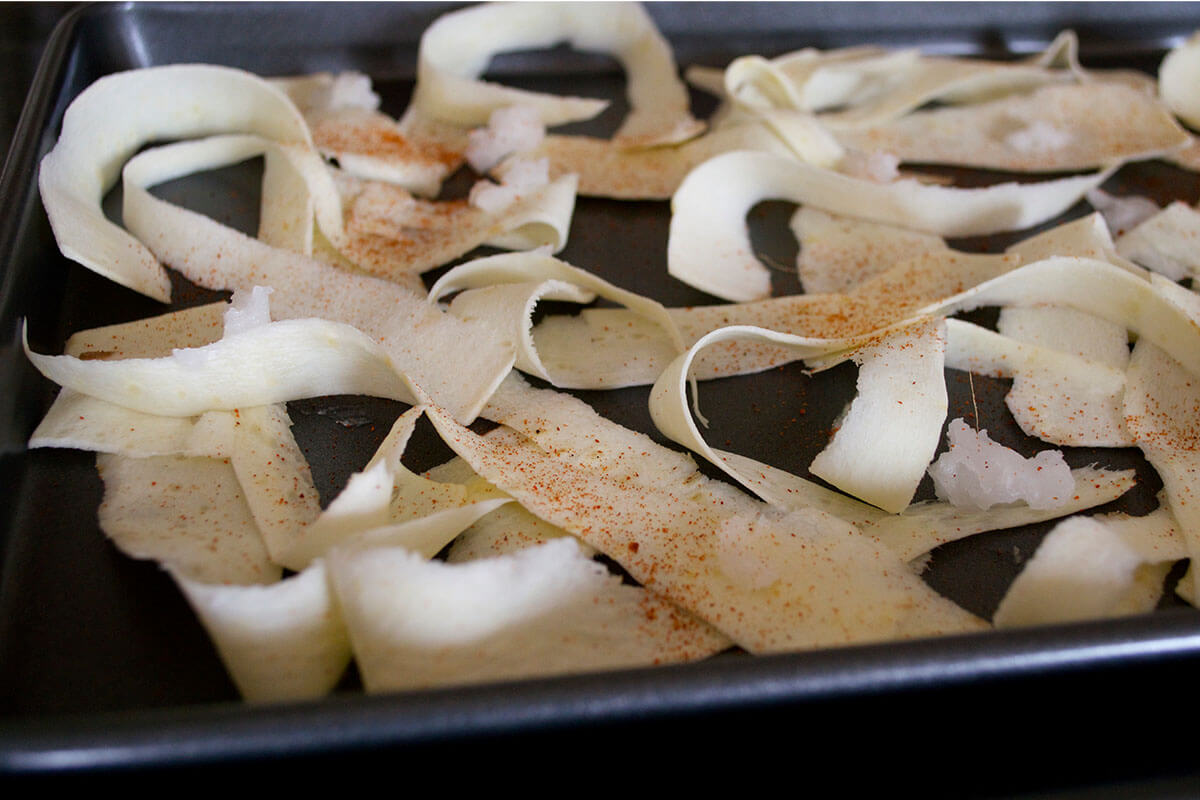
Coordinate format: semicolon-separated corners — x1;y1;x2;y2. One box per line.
3;1;1200;786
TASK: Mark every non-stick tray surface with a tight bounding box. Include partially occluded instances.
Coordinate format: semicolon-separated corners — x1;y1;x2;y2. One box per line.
3;2;1200;785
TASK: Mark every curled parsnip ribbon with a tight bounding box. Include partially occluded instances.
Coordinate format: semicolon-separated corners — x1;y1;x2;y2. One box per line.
650;318;948;514
120;134;515;424
430;251;686;388
413;1;702;148
921;257;1200;379
668;150;1113;302
719;31;1083;129
24;317;427;416
39;64;328;301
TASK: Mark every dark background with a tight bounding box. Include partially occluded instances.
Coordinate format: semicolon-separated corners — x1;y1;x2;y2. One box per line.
0;4;74;170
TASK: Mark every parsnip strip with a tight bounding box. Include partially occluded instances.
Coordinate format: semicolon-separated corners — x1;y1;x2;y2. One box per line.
534;115;832;200
1159;31;1200;130
445;379;987;653
1124;340;1200;601
447;215;1144;392
793;207;948;294
39;64;318;301
222;405;323;567
447;501;590;562
30;390;212;457
173;562;352;702
25;317;424;417
997;306;1130;370
1116;201;1200;281
642;445;1130;563
724;39;1073;130
525;217;1128;387
313;108;463;197
308;413;730;685
64;303;228;358
870;466;1136;562
944;319;1131;447
329;539;729;693
431;251;685;387
668;150;1111;302
796;211;1140;301
440;471;729;662
722;47;907;115
809;318;947;512
31;292;324;568
835;83;1188;172
96;453;279;586
923;258;1200;381
33;392;321;568
993;516;1147;628
338;173;578;284
412;2;702;148
120;134;514;423
649;319;947;512
281;407;511;568
1095;502;1187;565
273;72;463;196
445;220;1160;396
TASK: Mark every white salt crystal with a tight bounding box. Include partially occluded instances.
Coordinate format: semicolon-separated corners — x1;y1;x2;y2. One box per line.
466;104;545;173
838;149;900;183
1005;119;1072;153
223;286;274;337
468;157;549;213
327;72;380;112
927;419;1073;510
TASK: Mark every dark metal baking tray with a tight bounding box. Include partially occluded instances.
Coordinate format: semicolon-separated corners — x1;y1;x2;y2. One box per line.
2;2;1200;786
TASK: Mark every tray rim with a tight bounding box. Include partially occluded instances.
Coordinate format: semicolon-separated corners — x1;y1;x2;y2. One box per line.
4;0;1200;776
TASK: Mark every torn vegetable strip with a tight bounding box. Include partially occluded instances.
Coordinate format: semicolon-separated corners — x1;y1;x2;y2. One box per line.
430;251;685;388
835;82;1188;172
992;516;1148;628
668;150;1112;302
172;561;352;703
425;402;986;654
328;539;728;693
97;453;280;586
280;407;513;568
1124;340;1200;602
337;170;578;284
650;318;947;513
943;319;1131;447
120;134;515;424
24;317;425;417
412;2;702;148
39;64;319;301
869;466;1136;562
923;257;1200;381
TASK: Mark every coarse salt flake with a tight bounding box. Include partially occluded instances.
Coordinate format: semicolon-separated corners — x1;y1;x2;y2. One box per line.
466;105;546;173
222;285;274;337
1005;120;1072;154
928;419;1073;510
468;157;550;213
